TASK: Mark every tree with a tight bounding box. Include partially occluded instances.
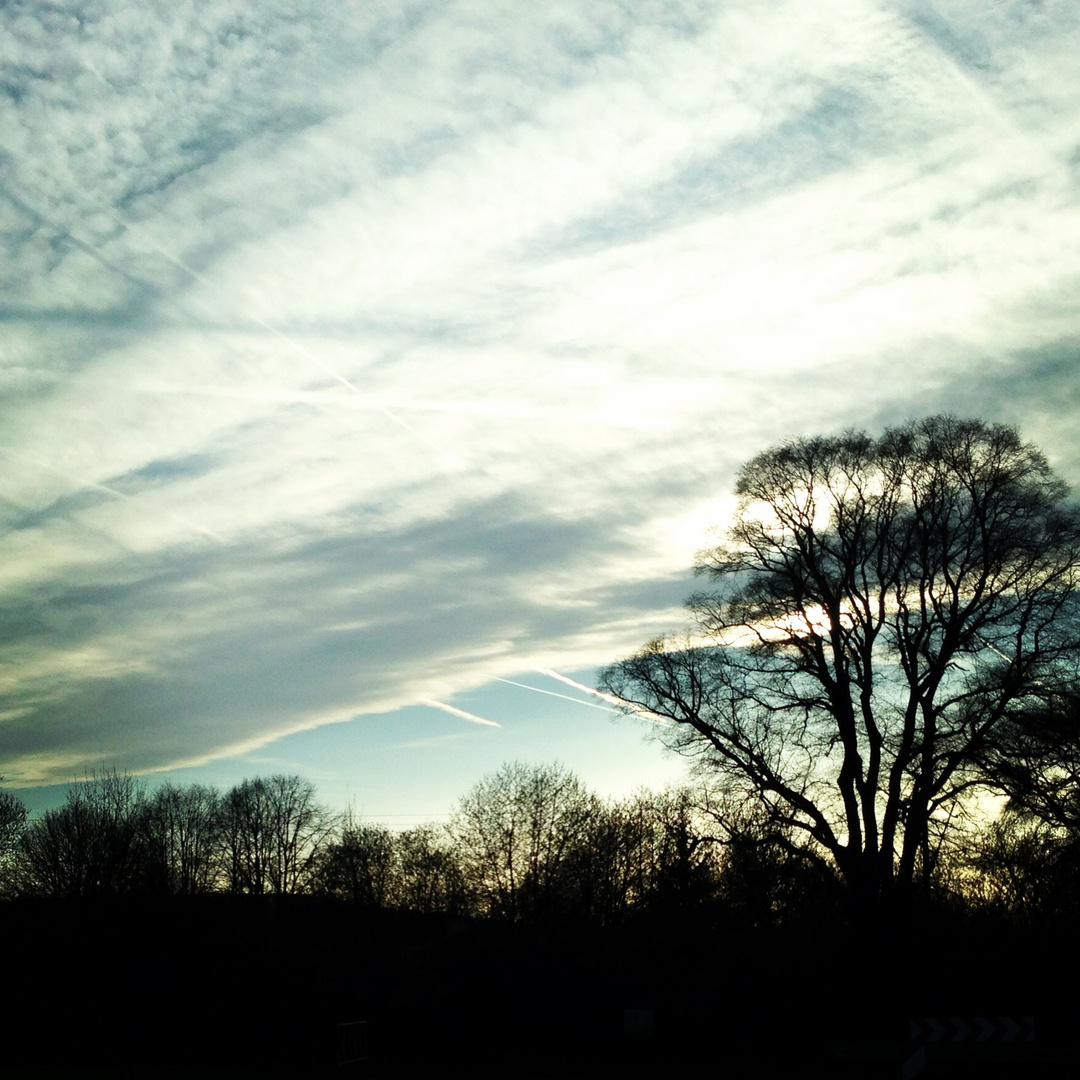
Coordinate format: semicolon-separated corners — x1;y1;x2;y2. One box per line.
313;816;399;907
221;775;334;896
19;771;147;897
141;783;224;895
0;781;28;895
566;786;720;921
956;811;1079;922
601;416;1080;925
706;796;840;929
449;761;598;921
978;691;1080;833
548;793;659;924
395;824;469;915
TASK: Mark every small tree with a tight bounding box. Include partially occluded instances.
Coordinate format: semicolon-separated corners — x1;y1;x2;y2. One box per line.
556;787;720;924
395;824;469;915
706;797;839;929
978;691;1080;833
958;811;1080;922
552;796;650;924
602;417;1080;927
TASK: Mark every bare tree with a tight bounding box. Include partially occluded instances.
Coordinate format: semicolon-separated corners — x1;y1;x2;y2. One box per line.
704;795;840;928
553;795;651;923
0;781;28;896
141;783;223;895
313;818;470;913
450;761;598;921
978;691;1080;833
553;787;720;923
314;816;399;906
602;417;1080;924
395;824;469;915
221;775;333;895
19;771;147;897
954;810;1080;922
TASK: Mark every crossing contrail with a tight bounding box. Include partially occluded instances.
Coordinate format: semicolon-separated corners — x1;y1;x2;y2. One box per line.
123;229;452;458
3;178;668;448
120;381;666;429
0;179;449;460
534;667;668;723
491;675;617;712
0;444;226;543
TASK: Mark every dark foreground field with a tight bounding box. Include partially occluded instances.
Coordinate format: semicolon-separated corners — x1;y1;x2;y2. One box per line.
5;895;1079;1078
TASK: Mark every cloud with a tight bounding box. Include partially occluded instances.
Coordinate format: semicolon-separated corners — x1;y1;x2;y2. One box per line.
0;483;695;781
2;0;1079;787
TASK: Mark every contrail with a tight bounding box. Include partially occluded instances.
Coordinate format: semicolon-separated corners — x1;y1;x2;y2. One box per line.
491;675;617;712
534;667;668;723
123;225;450;458
0;444;226;543
1;180;449;460
121;381;666;429
421;699;501;728
533;667;630;707
3;179;668;459
0;182;146;289
124;230;364;394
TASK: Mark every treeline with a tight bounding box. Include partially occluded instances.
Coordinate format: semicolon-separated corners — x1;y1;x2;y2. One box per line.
3;760;1080;928
6;761;1080;1076
0;765;722;922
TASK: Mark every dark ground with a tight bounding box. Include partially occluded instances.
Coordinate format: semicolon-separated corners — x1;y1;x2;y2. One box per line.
4;895;1078;1078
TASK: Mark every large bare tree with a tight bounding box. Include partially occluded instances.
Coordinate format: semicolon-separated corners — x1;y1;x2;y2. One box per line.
602;417;1080;922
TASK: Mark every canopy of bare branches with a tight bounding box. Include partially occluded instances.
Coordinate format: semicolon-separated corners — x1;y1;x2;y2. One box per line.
602;416;1080;920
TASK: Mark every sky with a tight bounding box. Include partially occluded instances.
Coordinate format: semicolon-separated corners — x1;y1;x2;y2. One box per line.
2;0;1079;822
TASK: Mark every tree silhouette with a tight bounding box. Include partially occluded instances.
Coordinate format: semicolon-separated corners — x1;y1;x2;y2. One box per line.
221;775;334;895
313;815;398;906
141;782;223;895
979;691;1080;833
602;417;1080;925
19;771;146;897
450;761;598;921
957;811;1074;921
550;793;656;923
0;781;28;895
395;824;469;914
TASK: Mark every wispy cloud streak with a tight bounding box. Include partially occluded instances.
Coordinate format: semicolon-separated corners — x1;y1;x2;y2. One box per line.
1;0;1078;791
118;382;669;429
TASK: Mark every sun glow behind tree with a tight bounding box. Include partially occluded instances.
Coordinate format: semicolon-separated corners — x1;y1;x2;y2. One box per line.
603;417;1080;923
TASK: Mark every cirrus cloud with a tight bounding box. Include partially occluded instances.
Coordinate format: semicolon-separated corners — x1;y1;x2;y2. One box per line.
2;0;1079;789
